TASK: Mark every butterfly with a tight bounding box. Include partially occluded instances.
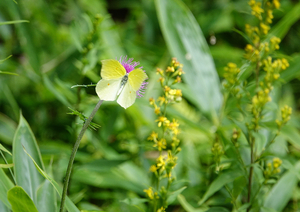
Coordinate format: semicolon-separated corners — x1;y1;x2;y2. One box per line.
96;59;148;109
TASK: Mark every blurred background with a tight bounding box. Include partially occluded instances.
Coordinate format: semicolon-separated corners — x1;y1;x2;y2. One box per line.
0;0;300;211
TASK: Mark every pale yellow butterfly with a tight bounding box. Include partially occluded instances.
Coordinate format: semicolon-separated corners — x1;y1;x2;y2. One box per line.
96;59;148;109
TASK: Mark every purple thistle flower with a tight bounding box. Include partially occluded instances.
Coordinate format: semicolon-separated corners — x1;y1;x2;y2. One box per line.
118;56;148;98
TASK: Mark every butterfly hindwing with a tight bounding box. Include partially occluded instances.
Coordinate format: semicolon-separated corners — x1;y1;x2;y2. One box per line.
96;79;122;101
117;82;136;109
101;59;126;80
128;68;147;91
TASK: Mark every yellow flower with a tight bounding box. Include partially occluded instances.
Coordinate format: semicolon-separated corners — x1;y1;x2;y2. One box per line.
164;85;171;93
158;77;165;83
153;138;167;151
149;165;157;173
158;96;166;105
157;207;166;212
273;157;282;168
149;98;155;105
166;66;175;72
156;155;166;170
177;68;184;75
260;23;270;34
143;187;154;199
155;116;169;127
154;107;161;115
148;131;158;141
156;68;164;76
174;76;181;83
273;0;280;9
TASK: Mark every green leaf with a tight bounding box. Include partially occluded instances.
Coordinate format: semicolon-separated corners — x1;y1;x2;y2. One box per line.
177;194;206;212
167;186;187;205
261;207;278;212
264;169;298;210
7;186;38;212
37;179;56;212
0;20;29;26
121;198;148;206
268;2;300;40
232;176;247;199
0;71;19;76
0;168;14;209
280;125;300;149
23;148;80;212
0;144;12;156
121;198;147;212
198;170;243;205
205;207;230;212
264;162;300;211
155;0;222;116
0;113;17;145
0;164;14;168
13;114;44;204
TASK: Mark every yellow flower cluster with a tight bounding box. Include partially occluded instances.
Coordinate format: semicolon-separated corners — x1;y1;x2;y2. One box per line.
276;105;292;128
242;0;291;130
249;0;264;20
250;55;289;130
223;62;240;88
144;58;184;206
264;157;282;179
250;89;272;129
143;187;158;200
151;151;178;178
245;0;281;55
262;57;289;85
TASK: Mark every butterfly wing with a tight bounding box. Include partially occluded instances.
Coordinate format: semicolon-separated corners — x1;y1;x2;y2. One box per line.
96;79;122;101
128;68;148;91
117;68;148;109
117;82;136;109
101;59;126;80
96;59;126;101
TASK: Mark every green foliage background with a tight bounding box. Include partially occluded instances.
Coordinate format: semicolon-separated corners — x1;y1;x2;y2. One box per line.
0;0;300;211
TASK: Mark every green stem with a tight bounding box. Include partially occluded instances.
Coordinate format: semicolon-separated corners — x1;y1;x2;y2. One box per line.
59;100;103;212
247;136;255;212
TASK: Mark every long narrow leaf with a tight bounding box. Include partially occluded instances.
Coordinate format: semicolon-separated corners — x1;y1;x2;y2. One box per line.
23;148;80;212
13;114;45;204
0;20;29;26
155;0;222;116
0;169;14;209
264;170;298;210
198;170;243;205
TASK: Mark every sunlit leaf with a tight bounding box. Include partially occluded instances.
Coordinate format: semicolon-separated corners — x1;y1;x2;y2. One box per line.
7;186;38;212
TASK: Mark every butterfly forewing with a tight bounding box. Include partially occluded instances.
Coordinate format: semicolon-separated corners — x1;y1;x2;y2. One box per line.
128;68;148;91
101;59;126;80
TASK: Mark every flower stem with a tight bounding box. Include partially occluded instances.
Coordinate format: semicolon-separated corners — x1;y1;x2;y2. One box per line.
59;100;103;212
247;136;255;212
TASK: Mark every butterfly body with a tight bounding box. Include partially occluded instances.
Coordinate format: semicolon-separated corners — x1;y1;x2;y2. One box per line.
96;59;147;109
